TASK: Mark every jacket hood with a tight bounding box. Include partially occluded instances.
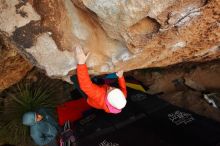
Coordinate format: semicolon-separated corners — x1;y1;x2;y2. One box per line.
22;112;36;126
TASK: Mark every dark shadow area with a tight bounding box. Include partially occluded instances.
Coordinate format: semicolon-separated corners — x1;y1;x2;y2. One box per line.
74;86;220;146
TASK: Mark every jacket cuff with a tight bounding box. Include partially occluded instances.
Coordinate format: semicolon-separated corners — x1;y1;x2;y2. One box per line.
77;64;87;68
118;76;124;79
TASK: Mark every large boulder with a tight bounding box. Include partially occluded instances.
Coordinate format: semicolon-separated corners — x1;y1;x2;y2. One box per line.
0;0;219;79
0;33;32;91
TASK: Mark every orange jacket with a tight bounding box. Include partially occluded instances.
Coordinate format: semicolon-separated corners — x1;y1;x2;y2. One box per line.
77;64;127;113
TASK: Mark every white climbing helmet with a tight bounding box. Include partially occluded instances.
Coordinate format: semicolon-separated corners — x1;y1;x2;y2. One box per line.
107;88;127;109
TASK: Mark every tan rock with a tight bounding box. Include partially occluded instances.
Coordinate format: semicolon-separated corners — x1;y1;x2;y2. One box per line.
131;61;220;94
0;33;32;91
184;77;206;91
0;0;219;80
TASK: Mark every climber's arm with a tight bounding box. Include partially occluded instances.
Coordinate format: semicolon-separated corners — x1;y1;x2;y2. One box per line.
77;64;105;98
116;71;127;97
118;76;127;97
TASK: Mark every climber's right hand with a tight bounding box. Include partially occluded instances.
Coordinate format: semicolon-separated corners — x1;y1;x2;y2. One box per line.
74;46;90;64
116;70;124;78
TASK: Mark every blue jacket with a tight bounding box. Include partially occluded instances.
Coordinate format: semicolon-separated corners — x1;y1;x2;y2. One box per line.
22;109;58;146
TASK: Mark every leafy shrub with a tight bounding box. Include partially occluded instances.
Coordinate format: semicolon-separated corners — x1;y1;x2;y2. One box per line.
0;78;63;146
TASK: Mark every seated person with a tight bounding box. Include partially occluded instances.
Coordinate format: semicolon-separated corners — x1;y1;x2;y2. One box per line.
73;46;127;114
22;108;58;146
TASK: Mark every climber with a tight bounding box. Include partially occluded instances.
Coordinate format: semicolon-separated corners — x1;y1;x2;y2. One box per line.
74;46;127;114
22;108;59;146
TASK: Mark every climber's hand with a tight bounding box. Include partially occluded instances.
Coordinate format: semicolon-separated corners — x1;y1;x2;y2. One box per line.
116;70;124;78
75;46;90;64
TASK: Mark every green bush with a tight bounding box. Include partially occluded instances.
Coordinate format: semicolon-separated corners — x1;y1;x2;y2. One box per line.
0;78;63;146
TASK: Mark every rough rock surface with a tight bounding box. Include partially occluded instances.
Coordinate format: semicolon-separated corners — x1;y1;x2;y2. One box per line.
131;60;220;94
0;0;219;79
130;60;220;122
0;33;32;91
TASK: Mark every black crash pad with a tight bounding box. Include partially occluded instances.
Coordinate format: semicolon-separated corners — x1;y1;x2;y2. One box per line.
76;86;220;146
128;87;220;146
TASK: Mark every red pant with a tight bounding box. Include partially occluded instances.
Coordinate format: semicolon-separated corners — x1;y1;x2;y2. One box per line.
57;98;91;126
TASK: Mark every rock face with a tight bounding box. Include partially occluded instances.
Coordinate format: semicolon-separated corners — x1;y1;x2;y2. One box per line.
0;0;219;79
129;61;220;122
131;61;220;94
0;33;32;91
